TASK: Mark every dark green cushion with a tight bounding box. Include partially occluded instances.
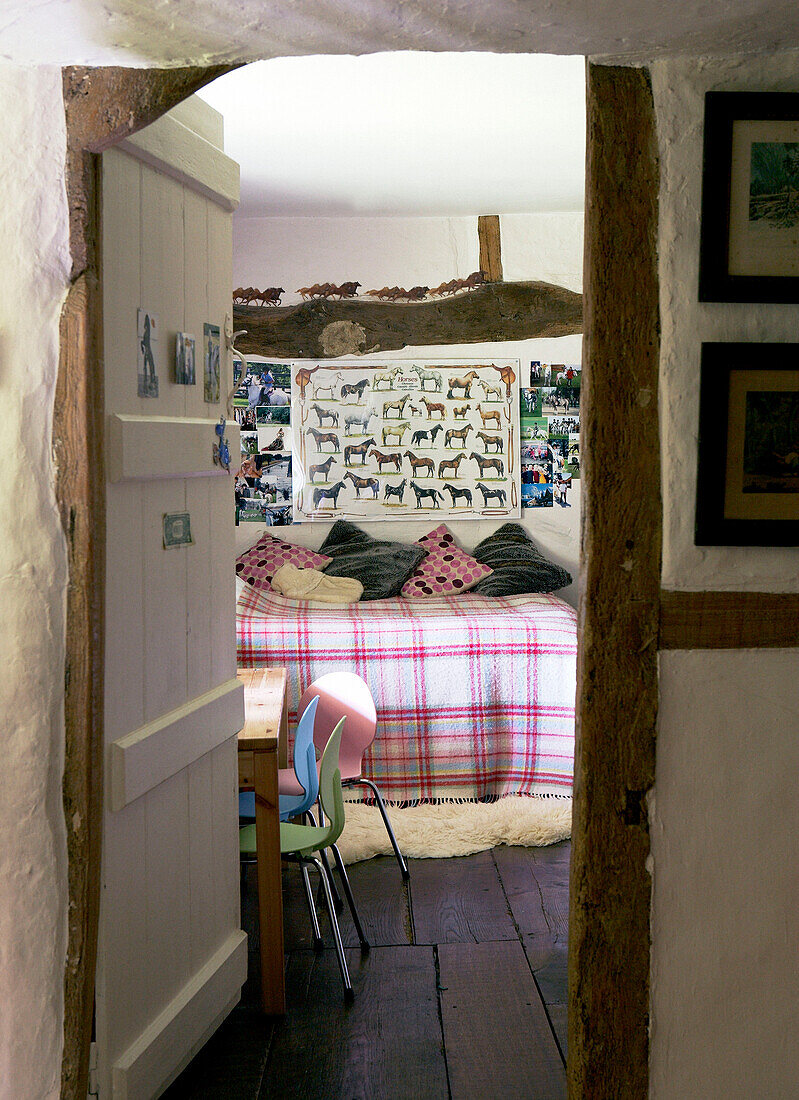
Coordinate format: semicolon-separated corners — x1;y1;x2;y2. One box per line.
320;521;427;600
471;523;572;596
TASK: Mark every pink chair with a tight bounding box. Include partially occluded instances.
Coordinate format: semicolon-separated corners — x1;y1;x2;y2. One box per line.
282;671;409;880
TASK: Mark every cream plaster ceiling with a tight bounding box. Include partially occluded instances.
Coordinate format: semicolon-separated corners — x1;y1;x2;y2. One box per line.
197;53;586;217
2;0;799;66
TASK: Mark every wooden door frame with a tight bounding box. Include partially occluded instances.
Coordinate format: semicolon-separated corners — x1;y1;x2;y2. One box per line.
57;61;660;1099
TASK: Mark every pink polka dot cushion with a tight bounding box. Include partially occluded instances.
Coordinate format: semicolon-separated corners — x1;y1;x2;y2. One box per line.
400;524;493;598
236;534;332;592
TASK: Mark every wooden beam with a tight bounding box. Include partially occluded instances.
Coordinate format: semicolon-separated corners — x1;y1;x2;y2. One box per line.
660;591;799;649
570;64;661;1099
233;280;582;359
59;63;237;1100
478;215;503;282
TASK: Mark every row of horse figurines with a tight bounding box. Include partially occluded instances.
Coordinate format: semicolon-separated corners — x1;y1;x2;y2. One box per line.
307;474;508;512
304;367;505;403
232;271;487;307
304;449;506;480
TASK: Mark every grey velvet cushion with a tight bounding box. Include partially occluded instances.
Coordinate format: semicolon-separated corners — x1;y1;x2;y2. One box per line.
320;521;428;600
471;523;572;596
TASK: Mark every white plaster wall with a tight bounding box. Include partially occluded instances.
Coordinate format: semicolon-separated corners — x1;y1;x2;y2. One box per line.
650;51;799;1100
652;650;799;1099
233;213;584;604
0;64;71;1100
652;52;799;592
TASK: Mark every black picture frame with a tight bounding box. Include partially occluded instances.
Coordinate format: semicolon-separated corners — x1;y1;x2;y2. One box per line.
699;91;799;303
695;342;799;546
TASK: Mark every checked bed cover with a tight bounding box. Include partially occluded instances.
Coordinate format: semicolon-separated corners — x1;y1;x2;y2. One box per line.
237;584;577;803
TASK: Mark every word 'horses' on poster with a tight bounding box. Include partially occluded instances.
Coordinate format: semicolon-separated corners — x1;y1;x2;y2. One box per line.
291;360;520;521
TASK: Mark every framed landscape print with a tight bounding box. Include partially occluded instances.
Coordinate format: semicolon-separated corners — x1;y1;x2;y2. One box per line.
699;92;799;302
695;342;799;545
290;358;520;522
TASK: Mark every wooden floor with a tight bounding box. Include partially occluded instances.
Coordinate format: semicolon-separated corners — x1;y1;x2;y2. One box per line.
163;842;569;1099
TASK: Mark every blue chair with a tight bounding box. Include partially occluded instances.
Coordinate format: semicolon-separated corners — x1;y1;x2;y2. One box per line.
238;694;321;824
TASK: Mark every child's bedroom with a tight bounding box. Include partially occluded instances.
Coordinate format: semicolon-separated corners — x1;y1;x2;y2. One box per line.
97;51;585;1099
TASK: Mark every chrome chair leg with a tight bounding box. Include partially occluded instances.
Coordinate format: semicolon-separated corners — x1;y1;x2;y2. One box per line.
308;855;353;1002
299;862;324;950
331;843;369;951
306;807;343;909
355;777;410;879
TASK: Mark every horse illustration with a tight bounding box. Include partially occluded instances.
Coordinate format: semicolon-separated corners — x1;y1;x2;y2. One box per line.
306;426;340;452
437;453;466;478
344;410;373;435
383;394;410;419
313;481;346;509
477;378;503;402
411;364;443;392
311;403;339;427
368;448;403;472
420;396;446;419
476;431;504;453
410;424;443;448
383;479;407;502
470;452;504;477
476;482;507;507
344;471;379;498
308;456;335;483
313;372;344;400
452;404;471;419
382;421;410;446
447;370;480;399
410;481;443;508
343;437;376;466
476;403;502;428
372;366;402;390
404;450;435;477
444;424;472;448
442;484;473;507
340;378;370;403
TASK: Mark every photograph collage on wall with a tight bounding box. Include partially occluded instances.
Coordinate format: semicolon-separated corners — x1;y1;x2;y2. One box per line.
520;361;581;509
233;359;294;526
290;359;520;521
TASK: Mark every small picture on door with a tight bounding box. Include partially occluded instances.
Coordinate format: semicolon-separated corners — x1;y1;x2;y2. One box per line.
137;309;159;398
203;323;220;403
175;332;196;385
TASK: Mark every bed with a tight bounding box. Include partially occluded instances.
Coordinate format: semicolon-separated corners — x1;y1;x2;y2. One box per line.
237;582;577;804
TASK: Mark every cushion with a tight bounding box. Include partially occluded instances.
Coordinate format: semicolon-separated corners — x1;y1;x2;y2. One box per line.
235;533;332;591
319;520;427;600
471;523;572;595
401;524;493;598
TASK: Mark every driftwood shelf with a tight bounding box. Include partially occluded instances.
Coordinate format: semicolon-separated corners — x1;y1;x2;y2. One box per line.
233;280;582;359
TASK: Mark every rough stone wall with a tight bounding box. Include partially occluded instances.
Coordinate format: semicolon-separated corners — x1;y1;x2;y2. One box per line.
0;64;72;1099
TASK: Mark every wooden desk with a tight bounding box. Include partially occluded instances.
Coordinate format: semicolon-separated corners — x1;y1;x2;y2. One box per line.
237;668;288;1015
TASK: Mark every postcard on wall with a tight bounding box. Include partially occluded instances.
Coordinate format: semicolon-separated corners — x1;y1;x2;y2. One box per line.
175;332;196;385
137;309;159;398
290;358;520;522
203;323;220;403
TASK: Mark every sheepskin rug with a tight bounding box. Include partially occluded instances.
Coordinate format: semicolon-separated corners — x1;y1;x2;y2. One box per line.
336;796;572;865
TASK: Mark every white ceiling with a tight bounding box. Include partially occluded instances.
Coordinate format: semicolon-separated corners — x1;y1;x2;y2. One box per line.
197;53;586;217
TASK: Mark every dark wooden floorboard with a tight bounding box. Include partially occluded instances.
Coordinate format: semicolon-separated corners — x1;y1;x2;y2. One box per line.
410;851;517;944
438;940;566;1100
261;945;448;1100
166;844;570;1098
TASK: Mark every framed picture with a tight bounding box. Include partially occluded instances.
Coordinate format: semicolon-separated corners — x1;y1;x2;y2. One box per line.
695;342;799;545
175;332;195;385
699;92;799;302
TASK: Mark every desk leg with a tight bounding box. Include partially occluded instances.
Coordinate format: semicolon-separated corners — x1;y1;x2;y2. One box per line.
253;746;286;1014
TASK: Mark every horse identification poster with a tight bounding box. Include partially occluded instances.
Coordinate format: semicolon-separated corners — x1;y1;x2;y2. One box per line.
290;359;520;522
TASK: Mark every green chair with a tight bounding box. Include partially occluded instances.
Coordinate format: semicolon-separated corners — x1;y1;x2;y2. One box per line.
239;716;368;1001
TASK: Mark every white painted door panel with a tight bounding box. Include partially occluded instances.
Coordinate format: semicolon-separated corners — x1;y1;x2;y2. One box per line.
96;105;242;1100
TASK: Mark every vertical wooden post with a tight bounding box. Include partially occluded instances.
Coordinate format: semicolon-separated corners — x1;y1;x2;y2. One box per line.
477;214;503;282
569;63;661;1099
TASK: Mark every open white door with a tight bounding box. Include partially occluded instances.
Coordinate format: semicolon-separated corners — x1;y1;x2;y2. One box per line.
95;99;245;1100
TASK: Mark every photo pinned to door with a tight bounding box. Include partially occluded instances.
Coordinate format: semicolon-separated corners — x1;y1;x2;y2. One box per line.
137;309;159;398
203;322;221;403
175;332;196;385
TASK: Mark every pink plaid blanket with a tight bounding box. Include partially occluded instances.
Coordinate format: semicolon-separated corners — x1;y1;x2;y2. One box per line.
237;584;577;803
